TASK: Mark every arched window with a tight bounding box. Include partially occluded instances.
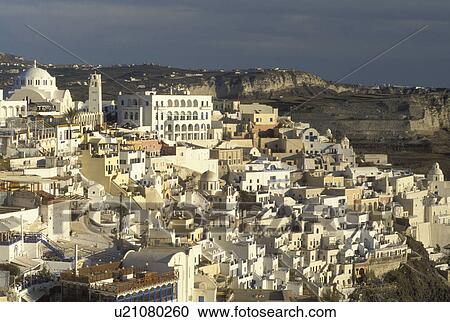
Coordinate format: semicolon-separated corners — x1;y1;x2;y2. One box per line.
167;124;172;131
168;99;173;107
187;100;192;107
194;124;199;131
174;100;179;107
175;124;180;131
188;124;193;131
193;111;198;120
201;124;205;130
167;112;172;120
180;111;186;120
187;111;192;120
181;100;186;107
124;112;128;119
201;112;204;120
130;113;134;120
174;112;179;120
182;124;187;132
193;99;198;107
205;112;208;119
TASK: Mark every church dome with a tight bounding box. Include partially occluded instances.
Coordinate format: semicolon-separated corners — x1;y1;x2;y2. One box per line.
427;162;445;182
200;170;218;182
428;162;444;176
20;67;52;80
14;61;57;91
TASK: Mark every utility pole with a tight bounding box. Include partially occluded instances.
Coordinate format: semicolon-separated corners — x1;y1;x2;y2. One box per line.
119;193;124;240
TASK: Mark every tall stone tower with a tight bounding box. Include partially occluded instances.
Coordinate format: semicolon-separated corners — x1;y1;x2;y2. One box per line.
88;73;102;113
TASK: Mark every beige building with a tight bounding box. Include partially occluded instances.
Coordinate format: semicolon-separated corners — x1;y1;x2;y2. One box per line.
210;147;243;177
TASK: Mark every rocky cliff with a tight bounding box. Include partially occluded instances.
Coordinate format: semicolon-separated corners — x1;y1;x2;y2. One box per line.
409;92;450;134
188;70;353;99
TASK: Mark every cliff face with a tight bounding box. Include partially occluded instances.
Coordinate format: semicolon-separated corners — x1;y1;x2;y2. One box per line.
287;91;450;138
188;70;351;98
409;93;450;134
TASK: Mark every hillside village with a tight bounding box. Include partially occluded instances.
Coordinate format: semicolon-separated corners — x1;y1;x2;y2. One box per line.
0;62;450;302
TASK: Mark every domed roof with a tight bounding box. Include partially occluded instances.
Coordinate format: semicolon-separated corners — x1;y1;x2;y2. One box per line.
200;170;218;182
20;66;52;80
428;162;444;176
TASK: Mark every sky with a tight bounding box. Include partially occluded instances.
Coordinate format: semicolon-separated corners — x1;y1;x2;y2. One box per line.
0;0;449;87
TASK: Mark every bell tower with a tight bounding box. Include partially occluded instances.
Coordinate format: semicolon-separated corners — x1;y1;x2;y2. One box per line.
88;72;102;113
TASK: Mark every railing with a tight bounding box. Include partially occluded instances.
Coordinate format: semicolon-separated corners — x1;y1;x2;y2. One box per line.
0;235;21;245
40;235;67;260
91;271;178;295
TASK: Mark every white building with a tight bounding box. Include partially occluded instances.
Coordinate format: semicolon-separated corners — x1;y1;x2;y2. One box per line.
9;61;74;115
230;158;292;194
56;124;81;156
117;91;213;141
0;89;28;126
119;149;146;181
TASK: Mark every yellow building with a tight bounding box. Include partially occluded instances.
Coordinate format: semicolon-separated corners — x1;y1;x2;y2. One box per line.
240;103;278;126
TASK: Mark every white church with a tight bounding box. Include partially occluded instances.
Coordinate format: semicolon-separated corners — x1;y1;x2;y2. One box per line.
0;61;104;131
9;60;74;114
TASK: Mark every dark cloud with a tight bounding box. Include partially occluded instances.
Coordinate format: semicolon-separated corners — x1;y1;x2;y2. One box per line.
0;0;448;87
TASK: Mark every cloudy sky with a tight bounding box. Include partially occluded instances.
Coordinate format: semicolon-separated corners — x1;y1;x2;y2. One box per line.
0;0;449;87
